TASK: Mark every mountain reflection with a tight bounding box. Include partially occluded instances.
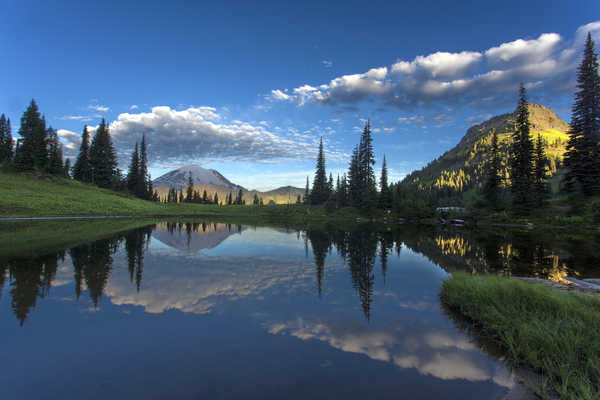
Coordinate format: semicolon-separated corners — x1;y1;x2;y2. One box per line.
1;221;599;326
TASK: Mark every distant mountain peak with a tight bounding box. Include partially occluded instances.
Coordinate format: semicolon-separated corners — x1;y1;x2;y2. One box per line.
152;164;245;191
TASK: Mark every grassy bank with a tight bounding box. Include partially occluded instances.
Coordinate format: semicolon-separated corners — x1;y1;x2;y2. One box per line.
440;273;600;399
0;172;367;221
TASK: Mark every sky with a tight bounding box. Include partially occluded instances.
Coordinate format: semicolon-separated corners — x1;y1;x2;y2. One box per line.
2;0;599;191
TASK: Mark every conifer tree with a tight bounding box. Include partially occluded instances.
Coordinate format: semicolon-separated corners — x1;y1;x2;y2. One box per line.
304;176;310;204
311;137;328;205
348;145;361;208
358;120;377;212
213;192;219;205
236;189;243;205
126;142;140;194
202;190;208;203
89;119;117;188
64;158;71;178
15;100;46;171
484;129;501;206
509;84;534;214
378;155;392;209
564;33;600;195
227;192;233;205
186;171;194;202
46;127;63;174
138;134;149;199
253;193;259;205
72;126;92;182
534;134;549;207
328;173;334;199
0;114;13;162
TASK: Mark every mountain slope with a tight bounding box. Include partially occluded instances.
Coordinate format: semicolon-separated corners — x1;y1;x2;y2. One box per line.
153;164;245;191
401;104;570;201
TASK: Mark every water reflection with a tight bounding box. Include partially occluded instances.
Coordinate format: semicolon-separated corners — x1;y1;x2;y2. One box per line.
3;221;598;399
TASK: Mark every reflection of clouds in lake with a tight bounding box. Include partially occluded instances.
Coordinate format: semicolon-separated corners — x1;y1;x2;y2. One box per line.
104;251;344;315
266;318;515;388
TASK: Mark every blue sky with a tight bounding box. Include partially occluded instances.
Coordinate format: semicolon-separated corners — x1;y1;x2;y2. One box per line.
2;0;599;190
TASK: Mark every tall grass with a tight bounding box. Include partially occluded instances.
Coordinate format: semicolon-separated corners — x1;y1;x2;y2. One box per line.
441;273;600;399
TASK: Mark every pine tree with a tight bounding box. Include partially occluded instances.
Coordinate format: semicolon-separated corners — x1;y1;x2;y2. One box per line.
64;158;71;178
0;114;13;162
358;120;377;213
304;176;310;204
534;134;549;207
311;137;328;205
484;129;501;206
46;127;63;174
227;192;233;205
564;33;600;196
89;119;118;188
213;192;219;205
138;134;149;199
378;155;392;209
328;173;334;200
186;171;194;202
510;84;534;214
126;142;140;194
236;189;243;205
348;146;361;207
15;100;46;171
202;190;208;204
72;126;92;182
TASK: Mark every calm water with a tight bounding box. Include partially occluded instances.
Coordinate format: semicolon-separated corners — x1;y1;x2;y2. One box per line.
1;221;599;399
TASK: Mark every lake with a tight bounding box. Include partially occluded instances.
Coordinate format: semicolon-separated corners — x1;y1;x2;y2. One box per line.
1;220;599;399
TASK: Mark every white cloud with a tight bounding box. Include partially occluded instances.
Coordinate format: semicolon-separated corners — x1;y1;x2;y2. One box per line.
88;104;110;112
322;60;333;68
60;115;92;121
102;106;318;166
271;22;600;110
129;105;139;110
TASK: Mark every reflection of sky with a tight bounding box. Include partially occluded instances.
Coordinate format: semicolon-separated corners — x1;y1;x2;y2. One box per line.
0;225;515;400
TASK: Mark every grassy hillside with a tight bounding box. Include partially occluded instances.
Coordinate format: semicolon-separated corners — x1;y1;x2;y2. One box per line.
402;104;570;202
0;172;360;220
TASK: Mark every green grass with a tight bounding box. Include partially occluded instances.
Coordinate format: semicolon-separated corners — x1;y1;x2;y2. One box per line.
0;172;370;221
441;273;600;399
0;218;157;258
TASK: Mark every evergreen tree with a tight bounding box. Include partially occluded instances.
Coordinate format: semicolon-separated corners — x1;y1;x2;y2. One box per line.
227;192;233;205
235;189;243;205
484;129;501;206
304;176;310;204
186;171;194;202
0;114;13;162
64;158;71;178
46;127;63;174
328;173;334;200
253;193;259;205
509;84;534;214
126;142;140;194
564;33;600;196
138;134;149;199
213;192;219;205
72;126;92;183
358;120;377;213
348;146;361;207
378;155;392;209
202;190;208;204
311;137;328;205
89;119;118;188
15;100;46;171
534;134;549;207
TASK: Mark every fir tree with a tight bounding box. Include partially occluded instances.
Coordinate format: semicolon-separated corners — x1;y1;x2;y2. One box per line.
510;84;534;214
15;100;46;171
0;114;13;162
89;119;118;188
46;127;63;174
378;155;392;209
72;126;92;182
534;134;549;207
186;171;194;202
348;145;361;208
213;192;219;205
328;173;334;200
236;189;243;205
64;158;71;178
564;33;600;196
202;190;208;203
311;137;328;205
358;120;377;213
126;142;140;194
484;129;501;206
138;134;149;199
304;176;310;204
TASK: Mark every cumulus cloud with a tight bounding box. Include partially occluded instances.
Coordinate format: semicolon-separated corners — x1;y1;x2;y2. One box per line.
101;106;318;166
271;21;600;110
